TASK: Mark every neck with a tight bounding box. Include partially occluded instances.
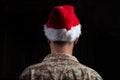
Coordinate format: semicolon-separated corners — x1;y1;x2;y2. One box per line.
50;42;73;55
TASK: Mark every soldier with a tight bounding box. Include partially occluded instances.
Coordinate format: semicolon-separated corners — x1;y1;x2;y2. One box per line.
19;5;103;80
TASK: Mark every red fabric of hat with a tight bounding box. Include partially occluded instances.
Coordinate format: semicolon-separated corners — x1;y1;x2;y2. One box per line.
46;5;80;30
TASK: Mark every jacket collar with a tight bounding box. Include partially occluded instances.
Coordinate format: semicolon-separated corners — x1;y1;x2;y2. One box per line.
43;53;79;62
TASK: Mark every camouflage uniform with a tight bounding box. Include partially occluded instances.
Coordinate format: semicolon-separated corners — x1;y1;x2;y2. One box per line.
19;53;103;80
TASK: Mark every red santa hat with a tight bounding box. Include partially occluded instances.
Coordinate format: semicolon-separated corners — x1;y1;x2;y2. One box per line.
44;5;82;42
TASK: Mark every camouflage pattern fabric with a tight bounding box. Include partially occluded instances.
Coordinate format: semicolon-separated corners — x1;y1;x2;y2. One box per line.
19;53;103;80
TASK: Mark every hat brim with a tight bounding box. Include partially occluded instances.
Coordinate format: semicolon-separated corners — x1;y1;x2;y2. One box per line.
44;24;82;42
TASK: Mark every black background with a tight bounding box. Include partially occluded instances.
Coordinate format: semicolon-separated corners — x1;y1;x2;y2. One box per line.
1;0;120;80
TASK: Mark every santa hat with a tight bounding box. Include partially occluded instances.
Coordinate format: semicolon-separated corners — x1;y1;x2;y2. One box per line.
44;5;82;42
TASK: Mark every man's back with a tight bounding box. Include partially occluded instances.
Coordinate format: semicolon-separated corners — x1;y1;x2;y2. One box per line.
19;54;102;80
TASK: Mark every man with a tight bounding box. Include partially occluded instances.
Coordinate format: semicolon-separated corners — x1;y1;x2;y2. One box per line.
19;5;103;80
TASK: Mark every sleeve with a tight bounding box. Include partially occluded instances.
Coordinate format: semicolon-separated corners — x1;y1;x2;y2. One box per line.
19;67;31;80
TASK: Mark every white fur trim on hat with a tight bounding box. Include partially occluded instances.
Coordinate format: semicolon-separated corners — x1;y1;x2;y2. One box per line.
44;24;82;42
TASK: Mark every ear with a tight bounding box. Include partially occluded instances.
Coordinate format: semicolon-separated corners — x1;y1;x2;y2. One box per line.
47;39;51;44
74;39;79;45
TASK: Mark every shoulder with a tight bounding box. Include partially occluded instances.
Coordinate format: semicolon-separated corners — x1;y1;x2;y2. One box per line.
19;62;43;80
86;68;103;80
19;66;31;80
81;64;103;80
71;63;103;80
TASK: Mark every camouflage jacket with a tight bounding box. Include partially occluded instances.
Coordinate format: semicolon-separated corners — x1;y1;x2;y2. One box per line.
19;53;103;80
